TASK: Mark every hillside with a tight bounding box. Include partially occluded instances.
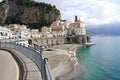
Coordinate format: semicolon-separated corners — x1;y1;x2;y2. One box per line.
87;23;120;36
0;0;60;29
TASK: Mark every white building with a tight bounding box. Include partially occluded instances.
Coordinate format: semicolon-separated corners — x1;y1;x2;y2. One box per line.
31;29;41;38
74;20;86;35
8;24;32;38
18;29;31;38
69;16;86;35
0;26;12;39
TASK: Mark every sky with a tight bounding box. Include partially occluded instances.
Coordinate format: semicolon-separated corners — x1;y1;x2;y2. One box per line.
36;0;120;26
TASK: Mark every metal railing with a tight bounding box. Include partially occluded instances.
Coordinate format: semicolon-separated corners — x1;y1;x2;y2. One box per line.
0;42;54;80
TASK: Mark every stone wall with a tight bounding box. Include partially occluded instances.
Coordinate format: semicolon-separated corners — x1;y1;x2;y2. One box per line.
33;34;90;46
34;37;67;46
70;34;90;44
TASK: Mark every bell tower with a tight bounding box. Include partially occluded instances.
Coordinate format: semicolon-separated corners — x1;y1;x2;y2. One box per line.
75;16;78;22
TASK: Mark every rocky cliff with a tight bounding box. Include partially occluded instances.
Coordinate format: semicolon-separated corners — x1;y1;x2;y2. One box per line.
0;0;60;28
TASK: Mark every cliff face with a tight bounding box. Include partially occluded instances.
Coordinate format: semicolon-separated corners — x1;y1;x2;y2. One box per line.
0;0;60;28
0;1;9;23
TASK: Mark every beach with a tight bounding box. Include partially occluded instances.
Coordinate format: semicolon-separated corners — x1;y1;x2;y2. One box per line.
43;44;82;80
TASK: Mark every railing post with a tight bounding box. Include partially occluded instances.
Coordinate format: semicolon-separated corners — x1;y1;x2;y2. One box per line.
44;58;48;80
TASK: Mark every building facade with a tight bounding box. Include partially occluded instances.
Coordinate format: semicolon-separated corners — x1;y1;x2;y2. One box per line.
0;26;12;39
50;20;67;37
41;26;52;37
69;16;86;35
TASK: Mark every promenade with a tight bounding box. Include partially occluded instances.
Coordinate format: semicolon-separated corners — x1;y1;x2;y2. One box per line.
0;49;42;80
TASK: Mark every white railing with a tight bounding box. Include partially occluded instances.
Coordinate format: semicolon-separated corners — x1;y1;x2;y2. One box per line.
0;42;54;80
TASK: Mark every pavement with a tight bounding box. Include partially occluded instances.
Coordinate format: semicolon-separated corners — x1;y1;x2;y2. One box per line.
0;50;19;80
6;49;42;80
0;49;42;80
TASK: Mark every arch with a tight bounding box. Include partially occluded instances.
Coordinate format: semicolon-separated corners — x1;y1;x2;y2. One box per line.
28;39;33;45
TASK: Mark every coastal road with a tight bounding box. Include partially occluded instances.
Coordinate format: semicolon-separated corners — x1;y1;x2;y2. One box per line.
0;50;19;80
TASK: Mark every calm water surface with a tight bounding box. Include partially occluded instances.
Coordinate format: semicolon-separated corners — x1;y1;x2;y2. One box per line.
76;36;120;80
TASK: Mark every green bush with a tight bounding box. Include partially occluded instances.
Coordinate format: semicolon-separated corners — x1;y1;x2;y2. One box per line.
22;0;58;11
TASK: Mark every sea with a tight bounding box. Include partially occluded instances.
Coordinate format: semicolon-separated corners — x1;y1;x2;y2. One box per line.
76;36;120;80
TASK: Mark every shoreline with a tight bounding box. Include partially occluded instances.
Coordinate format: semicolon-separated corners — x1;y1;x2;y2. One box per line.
43;44;82;80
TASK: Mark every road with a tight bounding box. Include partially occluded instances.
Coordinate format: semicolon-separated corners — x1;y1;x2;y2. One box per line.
0;50;19;80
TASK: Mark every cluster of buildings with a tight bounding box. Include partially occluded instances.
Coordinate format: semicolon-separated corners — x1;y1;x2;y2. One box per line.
41;16;86;37
0;16;87;39
0;24;41;39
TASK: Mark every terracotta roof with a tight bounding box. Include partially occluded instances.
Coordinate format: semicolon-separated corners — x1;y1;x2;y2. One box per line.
51;25;65;31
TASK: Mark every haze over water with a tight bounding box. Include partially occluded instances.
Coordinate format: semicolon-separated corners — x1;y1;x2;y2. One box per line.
76;36;120;80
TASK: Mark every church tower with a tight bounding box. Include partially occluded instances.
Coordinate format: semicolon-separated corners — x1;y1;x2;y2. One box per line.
74;16;86;35
75;16;78;22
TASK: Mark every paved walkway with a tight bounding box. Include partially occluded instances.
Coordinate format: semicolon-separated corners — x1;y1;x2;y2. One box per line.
0;50;19;80
0;49;42;80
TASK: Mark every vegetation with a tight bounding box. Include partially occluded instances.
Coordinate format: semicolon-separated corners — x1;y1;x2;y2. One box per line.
0;0;6;5
22;0;59;12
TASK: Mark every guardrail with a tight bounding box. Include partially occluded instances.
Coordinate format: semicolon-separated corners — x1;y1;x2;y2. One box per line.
0;42;54;80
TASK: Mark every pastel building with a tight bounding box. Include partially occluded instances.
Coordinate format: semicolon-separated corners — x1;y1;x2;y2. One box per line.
50;20;66;37
41;26;52;37
9;24;31;38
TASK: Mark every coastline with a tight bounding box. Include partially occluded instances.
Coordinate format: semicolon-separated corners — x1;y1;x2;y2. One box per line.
43;44;82;80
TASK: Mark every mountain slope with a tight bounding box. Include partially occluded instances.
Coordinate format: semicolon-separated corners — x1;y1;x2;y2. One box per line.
0;0;60;28
87;23;120;36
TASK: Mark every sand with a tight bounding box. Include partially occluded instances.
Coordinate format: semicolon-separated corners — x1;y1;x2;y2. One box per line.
43;44;82;80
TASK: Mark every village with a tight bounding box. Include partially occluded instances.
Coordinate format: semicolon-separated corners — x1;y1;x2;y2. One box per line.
0;16;86;39
0;16;92;47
